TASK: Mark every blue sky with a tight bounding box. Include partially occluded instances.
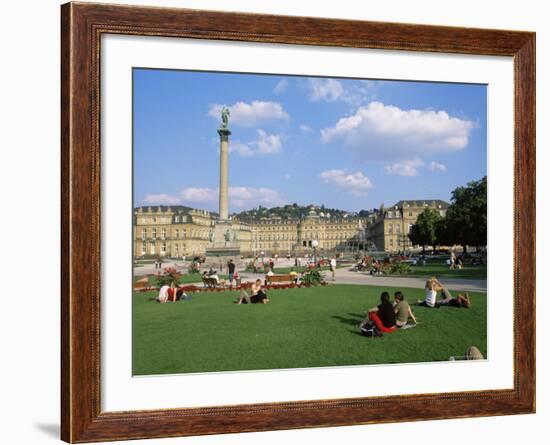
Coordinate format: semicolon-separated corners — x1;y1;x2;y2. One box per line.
133;68;486;213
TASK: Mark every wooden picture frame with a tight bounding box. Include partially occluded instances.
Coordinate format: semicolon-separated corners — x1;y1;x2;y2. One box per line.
61;2;535;442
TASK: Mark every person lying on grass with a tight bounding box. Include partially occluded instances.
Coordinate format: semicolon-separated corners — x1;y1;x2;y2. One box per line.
235;279;270;304
438;288;472;308
156;284;190;303
360;291;396;330
417;277;471;308
393;291;417;327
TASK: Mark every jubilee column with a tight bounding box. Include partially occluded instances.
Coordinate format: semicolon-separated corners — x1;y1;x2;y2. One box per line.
217;106;231;221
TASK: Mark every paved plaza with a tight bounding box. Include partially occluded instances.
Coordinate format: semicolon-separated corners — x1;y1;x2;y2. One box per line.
134;258;487;293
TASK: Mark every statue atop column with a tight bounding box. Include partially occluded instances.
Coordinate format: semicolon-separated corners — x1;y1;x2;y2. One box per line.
217;106;231;220
219;106;231;131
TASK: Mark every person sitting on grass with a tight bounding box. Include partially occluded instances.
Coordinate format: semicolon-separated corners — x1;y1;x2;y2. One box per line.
393;291;417;327
417;277;444;308
450;345;484;361
439;288;472;308
360;292;396;331
235;279;270;304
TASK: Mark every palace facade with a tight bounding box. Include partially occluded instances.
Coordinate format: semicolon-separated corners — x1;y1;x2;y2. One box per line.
365;200;449;252
134;199;450;258
133;206;369;258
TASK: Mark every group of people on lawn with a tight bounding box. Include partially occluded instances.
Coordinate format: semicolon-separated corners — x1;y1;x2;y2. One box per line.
361;277;472;332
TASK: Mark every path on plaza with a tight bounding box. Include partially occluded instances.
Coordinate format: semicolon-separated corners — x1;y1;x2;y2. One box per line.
134;259;487;293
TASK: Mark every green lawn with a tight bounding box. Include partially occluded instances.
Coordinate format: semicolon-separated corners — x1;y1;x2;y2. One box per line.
272;264;348;274
404;262;487;279
133;284;486;375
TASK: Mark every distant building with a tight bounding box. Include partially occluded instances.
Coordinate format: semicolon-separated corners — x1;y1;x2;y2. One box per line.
133;206;369;258
134;199;450;258
365;200;450;252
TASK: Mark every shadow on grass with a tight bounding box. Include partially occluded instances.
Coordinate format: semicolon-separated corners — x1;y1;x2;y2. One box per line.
331;313;364;327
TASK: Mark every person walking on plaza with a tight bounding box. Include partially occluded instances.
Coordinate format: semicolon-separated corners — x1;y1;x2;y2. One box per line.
227;258;236;286
330;256;337;281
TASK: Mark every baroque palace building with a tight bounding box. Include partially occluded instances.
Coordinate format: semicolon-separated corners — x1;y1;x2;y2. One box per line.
365;199;450;252
134;200;450;259
134;206;369;258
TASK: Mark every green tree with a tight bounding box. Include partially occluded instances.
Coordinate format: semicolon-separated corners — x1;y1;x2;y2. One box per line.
435;217;452;248
445;176;487;252
409;208;442;253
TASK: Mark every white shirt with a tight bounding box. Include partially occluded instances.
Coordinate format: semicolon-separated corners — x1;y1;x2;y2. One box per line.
425;288;437;307
157;285;170;303
330;258;337;268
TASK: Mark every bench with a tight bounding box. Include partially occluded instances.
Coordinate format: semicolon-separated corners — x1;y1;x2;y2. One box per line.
266;274;294;284
202;277;226;288
133;277;152;291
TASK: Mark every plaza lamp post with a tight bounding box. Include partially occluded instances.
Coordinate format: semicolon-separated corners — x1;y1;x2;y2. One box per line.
311;239;319;266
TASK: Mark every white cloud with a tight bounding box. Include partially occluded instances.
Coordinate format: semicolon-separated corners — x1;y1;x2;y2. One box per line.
179;188;218;202
307;79;374;105
228;141;255;157
428;161;447;172
299;124;312;132
256;130;282;155
208;101;289;127
273;79;289;94
229;187;284;209
308;79;345;102
142;186;284;210
319;169;373;196
142;194;183;205
229;130;283;157
384;158;425;177
320;101;474;161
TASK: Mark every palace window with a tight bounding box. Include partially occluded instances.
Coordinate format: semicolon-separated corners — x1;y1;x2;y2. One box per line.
141;228;146;240
161;242;166;253
182;229;186;239
152;228;157;239
161;228;166;240
141;241;146;255
150;241;155;255
175;229;179;238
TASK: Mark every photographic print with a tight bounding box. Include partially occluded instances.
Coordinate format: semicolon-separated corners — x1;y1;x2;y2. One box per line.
132;69;488;376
